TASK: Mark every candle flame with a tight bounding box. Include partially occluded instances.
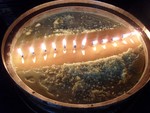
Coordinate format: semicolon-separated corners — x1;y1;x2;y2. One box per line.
73;40;76;48
41;43;46;52
102;38;108;44
17;48;24;57
81;50;85;55
92;40;98;51
82;38;86;47
62;39;67;48
52;42;56;51
112;37;120;41
92;40;98;46
29;46;34;54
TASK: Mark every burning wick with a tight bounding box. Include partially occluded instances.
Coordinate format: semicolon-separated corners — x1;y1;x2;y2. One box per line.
52;42;57;58
29;47;36;63
41;43;47;52
41;43;47;60
17;48;24;64
92;40;98;51
73;40;76;53
62;39;67;54
81;38;86;55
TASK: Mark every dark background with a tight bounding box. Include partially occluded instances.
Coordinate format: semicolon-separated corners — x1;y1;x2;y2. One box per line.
0;0;150;113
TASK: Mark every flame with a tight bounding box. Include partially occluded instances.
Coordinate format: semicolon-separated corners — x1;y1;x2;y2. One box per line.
62;39;67;48
92;40;98;46
41;43;46;52
17;48;23;57
52;42;56;50
73;40;76;48
112;37;120;41
102;38;108;44
82;38;86;47
29;46;34;54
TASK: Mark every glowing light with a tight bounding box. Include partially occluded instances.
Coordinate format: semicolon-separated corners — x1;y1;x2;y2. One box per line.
112;42;118;47
112;37;120;41
122;40;127;44
17;48;24;57
73;40;77;48
92;40;98;51
17;48;24;64
92;40;98;45
62;39;67;48
41;43;46;52
62;39;67;53
52;42;56;51
102;45;106;49
29;46;34;54
81;50;85;55
82;38;87;48
102;38;108;44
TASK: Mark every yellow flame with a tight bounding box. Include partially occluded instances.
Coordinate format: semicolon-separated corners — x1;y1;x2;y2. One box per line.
41;43;46;52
